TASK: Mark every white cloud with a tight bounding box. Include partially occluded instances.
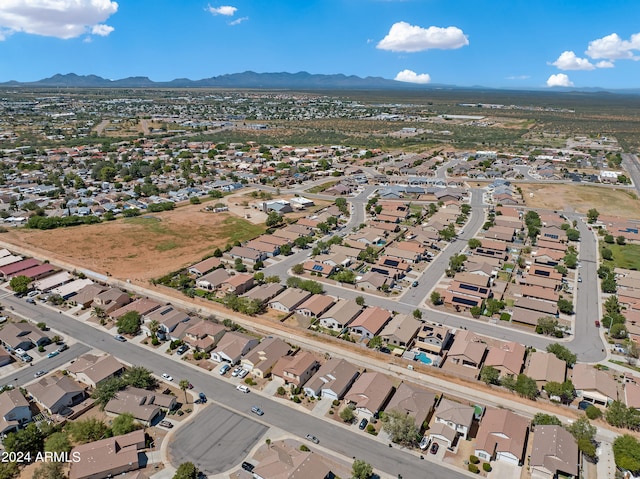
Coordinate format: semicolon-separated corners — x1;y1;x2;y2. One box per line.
377;21;468;52
92;24;114;37
208;5;237;16
229;16;248;26
551;51;595;70
394;69;431;84
506;75;530;80
0;0;118;40
586;32;640;60
546;74;574;87
596;60;614;68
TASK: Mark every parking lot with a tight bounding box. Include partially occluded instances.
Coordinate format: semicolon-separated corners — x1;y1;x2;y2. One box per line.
168;405;268;476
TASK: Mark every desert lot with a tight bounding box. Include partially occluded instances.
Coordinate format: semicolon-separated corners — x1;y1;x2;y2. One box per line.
2;203;265;283
519;183;640;219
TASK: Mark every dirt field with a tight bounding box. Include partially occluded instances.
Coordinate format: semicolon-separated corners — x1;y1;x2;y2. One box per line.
519;183;640;218
1;203;265;283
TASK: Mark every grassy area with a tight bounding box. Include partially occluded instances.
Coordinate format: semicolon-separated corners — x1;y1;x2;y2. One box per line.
601;242;640;270
124;216;169;234
218;216;266;244
307;180;339;194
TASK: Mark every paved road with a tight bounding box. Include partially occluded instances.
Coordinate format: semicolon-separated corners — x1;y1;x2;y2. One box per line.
622;153;640;196
1;295;467;479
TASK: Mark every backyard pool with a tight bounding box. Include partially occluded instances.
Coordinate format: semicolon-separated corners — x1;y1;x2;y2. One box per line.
415;352;433;365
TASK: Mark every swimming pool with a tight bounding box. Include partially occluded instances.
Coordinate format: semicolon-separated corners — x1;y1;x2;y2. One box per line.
415;352;432;365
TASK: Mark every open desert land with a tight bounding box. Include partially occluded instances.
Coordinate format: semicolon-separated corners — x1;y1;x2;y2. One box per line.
1;203;265;283
519;183;640;219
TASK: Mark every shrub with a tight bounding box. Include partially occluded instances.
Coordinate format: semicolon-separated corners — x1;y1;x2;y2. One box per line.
366;424;376;434
332;400;340;407
585;405;602;420
482;463;492;472
469;455;480;464
277;386;286;396
299;444;310;452
37;322;47;330
292;396;301;403
468;464;479;474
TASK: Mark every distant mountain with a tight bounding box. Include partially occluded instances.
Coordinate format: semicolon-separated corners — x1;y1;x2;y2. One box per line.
0;71;440;90
1;71;640;94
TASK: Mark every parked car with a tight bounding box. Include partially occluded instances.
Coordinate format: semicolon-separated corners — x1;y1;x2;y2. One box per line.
219;364;231;375
57;344;68;352
359;418;368;430
47;351;60;359
241;462;255;472
238;368;249;379
251;406;264;416
412;281;419;287
237;384;250;393
114;334;126;342
20;354;33;363
595;320;600;328
176;344;189;355
231;367;242;377
305;434;319;444
161;373;173;381
34;370;47;378
419;436;430;450
578;401;591;410
430;442;439;455
25;298;36;304
198;392;207;403
159;420;173;428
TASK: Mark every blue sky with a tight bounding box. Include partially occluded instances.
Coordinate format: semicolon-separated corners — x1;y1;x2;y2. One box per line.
0;0;639;89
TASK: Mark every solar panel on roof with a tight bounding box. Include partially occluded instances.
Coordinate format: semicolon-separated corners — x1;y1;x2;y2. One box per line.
312;265;324;271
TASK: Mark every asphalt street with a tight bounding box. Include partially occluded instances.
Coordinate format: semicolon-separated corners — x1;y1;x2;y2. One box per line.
2;295;468;479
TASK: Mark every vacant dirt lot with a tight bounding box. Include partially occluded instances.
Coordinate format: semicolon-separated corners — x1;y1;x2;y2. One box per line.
519;183;640;218
1;203;265;283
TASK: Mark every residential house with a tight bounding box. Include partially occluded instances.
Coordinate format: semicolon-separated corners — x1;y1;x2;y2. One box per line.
69;429;146;479
67;353;125;388
268;288;312;313
241;337;290;378
251;441;335;479
385;381;436;428
525;351;567;389
474;239;509;261
483;341;527;378
540;226;567;243
303;261;336;277
196;268;230;291
379;314;421;348
414;323;454;356
187;257;222;276
0;389;31;435
143;305;192;340
183;320;226;352
344;372;394;419
272;351;320;387
0;322;50;351
475;408;529;465
304;358;360;400
0;258;41;280
318;299;362;330
92;288;130;313
105;386;176;425
433;398;475;440
210;331;259;365
73;284;108;308
355;271;393;292
571;363;619;406
445;330;487;371
241;283;285;304
427;422;459;449
530;425;579;479
27;375;86;415
348;306;392;339
294;295;335;318
220;273;254;296
110;298;162;320
228;246;266;263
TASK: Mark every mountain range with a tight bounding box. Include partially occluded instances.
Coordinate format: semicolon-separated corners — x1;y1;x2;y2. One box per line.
1;71;639;94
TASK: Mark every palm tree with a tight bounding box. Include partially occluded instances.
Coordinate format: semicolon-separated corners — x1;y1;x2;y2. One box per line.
92;306;106;319
179;379;190;404
148;319;160;338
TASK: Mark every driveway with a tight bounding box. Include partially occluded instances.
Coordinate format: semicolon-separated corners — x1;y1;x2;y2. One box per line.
168;405;268;476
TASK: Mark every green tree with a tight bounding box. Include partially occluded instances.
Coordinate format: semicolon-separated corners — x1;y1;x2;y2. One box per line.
0;462;19;479
604;234;615;244
292;263;304;275
567;416;597;459
546;343;577;367
448;254;467;273
601;276;617;293
368;336;383;349
532;413;562;426
413;309;423;319
610;322;627;339
179;379;191;404
92;377;124;408
339;407;355;423
563;253;578;269
111;413;139;436
543;380;574;403
9;275;30;294
586;405;602;420
617;235;627;245
116;310;142;335
351;459;373;479
122;366;157;389
557;298;574;315
485;298;505;315
480;366;500;385
33;462;66;479
468;238;482;249
537;316;559;336
67;418;110;444
3;423;44;456
44;432;71;454
514;374;538;400
587;208;599;224
382;409;420;446
355;295;365;306
266;211;282;227
613;434;640;474
470;306;482;318
430;291;442;305
173;462;199;479
601;247;614;261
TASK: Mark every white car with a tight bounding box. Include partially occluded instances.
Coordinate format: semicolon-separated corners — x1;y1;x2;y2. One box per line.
161;373;173;381
238;369;249;379
231;367;242;377
236;384;250;393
